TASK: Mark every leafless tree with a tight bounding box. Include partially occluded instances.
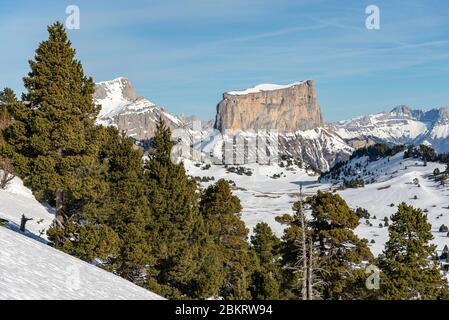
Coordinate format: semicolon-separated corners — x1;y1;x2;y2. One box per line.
292;185;327;300
0;158;15;189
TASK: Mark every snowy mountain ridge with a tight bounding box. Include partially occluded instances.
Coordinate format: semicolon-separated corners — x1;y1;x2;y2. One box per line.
226;81;308;95
332;105;449;152
94;77;185;139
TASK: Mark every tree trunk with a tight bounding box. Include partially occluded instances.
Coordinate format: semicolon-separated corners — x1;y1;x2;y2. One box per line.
55;189;64;228
299;185;308;300
307;237;313;300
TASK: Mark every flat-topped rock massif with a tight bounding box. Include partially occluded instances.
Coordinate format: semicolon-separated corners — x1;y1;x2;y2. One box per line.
214;80;325;133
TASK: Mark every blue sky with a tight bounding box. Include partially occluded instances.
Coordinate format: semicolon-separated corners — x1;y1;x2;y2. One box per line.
1;0;449;122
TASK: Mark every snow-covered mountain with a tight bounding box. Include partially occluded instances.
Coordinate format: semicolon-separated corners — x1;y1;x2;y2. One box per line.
194;127;352;172
94;78;352;172
0;176;163;300
332;106;449;152
94;77;185;140
93;79;449;172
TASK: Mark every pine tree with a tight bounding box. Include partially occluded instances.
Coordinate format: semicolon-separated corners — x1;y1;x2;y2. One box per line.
3;22;105;230
307;191;374;300
200;178;256;300
91;128;153;280
279;188;326;300
250;222;282;300
378;203;449;299
145;118;212;299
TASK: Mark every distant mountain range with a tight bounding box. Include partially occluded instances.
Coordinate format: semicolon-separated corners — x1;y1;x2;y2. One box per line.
331;105;449;153
94;77;449;172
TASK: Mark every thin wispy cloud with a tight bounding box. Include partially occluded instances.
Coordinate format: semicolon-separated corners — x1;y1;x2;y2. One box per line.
0;0;448;121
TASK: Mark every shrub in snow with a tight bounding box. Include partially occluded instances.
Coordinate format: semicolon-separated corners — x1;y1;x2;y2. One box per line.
0;218;8;227
439;224;449;233
356;207;370;219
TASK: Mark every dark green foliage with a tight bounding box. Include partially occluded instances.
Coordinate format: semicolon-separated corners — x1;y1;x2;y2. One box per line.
378;203;449;299
250;222;282;300
351;143;406;162
225;166;253;176
0;218;8;226
306;191;374;300
278;198;313;300
145;119;215;299
47;128;153;280
200;178;256;300
355;207;370;219
344;178;365;189
3;22;105;229
404;144;437;162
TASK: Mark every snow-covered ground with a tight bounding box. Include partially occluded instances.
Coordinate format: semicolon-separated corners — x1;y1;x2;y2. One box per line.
185;152;449;257
185;159;320;237
0;177;54;240
334;152;449;256
0;227;163;300
0;176;163;300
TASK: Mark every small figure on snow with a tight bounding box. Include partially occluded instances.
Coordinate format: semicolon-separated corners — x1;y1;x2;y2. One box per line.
20;214;33;232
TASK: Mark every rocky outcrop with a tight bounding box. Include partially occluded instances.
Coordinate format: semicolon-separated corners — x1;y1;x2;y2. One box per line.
214;80;324;133
94;78;184;140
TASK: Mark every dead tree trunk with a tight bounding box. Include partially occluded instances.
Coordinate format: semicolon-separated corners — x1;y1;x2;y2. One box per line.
0;158;15;189
307;237;313;300
20;214;33;232
298;185;308;300
55;189;64;228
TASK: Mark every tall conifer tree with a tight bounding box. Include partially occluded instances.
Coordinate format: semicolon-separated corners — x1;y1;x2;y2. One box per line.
250;222;282;300
306;191;373;300
145;118;211;299
379;203;449;299
200;178;256;299
5;22;105;228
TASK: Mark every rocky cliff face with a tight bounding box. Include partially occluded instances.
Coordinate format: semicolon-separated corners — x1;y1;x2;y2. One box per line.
94;78;184;140
214;80;324;133
93;78;353;172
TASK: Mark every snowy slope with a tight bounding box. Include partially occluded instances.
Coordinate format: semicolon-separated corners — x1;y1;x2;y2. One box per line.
185;159;319;237
0;176;163;300
323;151;449;256
0;177;53;240
0;227;163;300
185;152;449;257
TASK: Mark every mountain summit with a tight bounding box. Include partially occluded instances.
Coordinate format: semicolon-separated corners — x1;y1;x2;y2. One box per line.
215;80;324;133
94;77;183;139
